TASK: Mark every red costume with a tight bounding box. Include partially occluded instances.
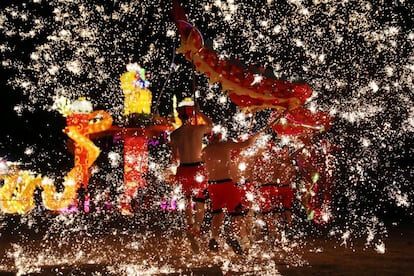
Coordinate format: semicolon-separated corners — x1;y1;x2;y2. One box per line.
237;180;256;207
207;179;246;215
175;162;208;201
257;183;294;214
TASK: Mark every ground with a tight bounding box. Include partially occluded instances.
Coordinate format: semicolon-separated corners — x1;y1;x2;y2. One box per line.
0;211;413;275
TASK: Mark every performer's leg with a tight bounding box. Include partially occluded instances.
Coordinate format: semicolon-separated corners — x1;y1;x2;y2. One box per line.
184;196;194;228
193;201;205;233
211;210;225;240
208;210;224;251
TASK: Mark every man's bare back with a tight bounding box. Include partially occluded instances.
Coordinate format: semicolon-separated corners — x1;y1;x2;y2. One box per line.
170;105;213;165
170;124;210;164
230;146;264;184
203;134;261;181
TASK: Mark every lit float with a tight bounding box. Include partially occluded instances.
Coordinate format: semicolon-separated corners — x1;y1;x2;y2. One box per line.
0;63;175;215
0;98;113;213
90;63;175;215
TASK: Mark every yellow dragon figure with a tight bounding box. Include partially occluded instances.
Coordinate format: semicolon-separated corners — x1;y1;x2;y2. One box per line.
0;110;113;214
0;171;42;214
42;110;113;211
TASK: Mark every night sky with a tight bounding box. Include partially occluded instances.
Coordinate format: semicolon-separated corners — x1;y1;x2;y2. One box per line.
0;0;413;226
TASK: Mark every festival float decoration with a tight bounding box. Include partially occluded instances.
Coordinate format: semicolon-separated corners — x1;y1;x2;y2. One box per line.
0;98;113;214
171;0;332;134
48;97;113;210
120;63;152;118
118;63;153;214
88;63;174;215
0;162;42;214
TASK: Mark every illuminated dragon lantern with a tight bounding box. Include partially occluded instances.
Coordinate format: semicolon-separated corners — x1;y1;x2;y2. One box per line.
172;0;336;223
0;164;42;214
171;0;332;133
172;0;312;114
0;98;113;214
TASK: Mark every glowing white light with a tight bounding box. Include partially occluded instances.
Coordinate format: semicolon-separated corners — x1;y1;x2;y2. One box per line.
361;138;371;148
340;230;350;247
280;136;291;145
375;242;386;254
238;162;247;172
308;103;317;113
239;133;251;142
90;165;99;175
234;111;246;121
65;178;76;186
256;134;270;148
256;219;266;228
47;65;59;75
173;186;182;195
224;14;232;21
369;81;379;92
195;174;204;183
24;147;34;156
0;160;8;175
245;192;254;201
126;62;141;72
318;54;325;63
228;2;237;13
218;95;227;104
251;74;263;85
259;20;268;27
300;8;310;15
70;98;93;114
65;60;82;75
59;29;71;38
387;186;410;207
169;164;177;175
177;200;185;211
273;25;282;34
166;29;175;38
321;210;331;223
41;177;53;186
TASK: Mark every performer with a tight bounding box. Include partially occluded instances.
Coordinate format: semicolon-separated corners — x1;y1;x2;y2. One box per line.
254;143;297;244
202;130;261;254
169;101;213;253
77;184;86;213
229;139;263;246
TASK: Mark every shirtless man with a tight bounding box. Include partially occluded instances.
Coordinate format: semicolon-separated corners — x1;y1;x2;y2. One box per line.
254;144;297;243
169;101;213;253
202;130;261;254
